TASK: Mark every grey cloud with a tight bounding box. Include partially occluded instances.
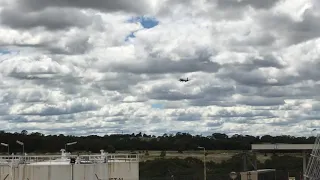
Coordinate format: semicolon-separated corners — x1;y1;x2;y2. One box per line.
248;54;285;69
206;120;224;127
216;0;279;9
0;34;96;58
147;86;199;101
36;34;93;55
230;32;276;47
0;105;9;115
93;73;148;93
1;115;31;123
0;7;92;30
62;35;93;54
189;100;236;107
157;0;279;20
43;35;93;55
221;54;285;72
219;69;270;86
16;0;150;14
217;67;297;87
238;84;320;100
145;80;237;106
31;76;88;95
0;115;68;123
110;58;220;74
3;113;77;124
214;54;298;87
235;96;285;106
19;72;138;100
258;85;318;99
1;90;48;104
213;109;276;118
4;76;98;100
189;82;320;107
258;9;320;45
296;60;320;83
187;85;236;106
223;117;267;124
0;33;92;56
8;72;63;81
147;83;235;103
266;118;302;126
170;111;202;121
15;101;100;116
51;114;76;123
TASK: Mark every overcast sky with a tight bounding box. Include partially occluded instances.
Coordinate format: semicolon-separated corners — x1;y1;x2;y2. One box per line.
0;0;319;136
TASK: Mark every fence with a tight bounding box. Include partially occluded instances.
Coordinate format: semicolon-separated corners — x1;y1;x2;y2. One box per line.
0;153;139;165
140;171;303;180
140;173;233;180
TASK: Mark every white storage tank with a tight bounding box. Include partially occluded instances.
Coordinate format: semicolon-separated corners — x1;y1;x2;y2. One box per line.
0;149;139;180
0;165;11;180
101;150;139;180
108;159;139;180
16;164;108;180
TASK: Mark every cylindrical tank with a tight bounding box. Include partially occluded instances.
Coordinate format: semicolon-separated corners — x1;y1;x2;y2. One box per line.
0;151;139;180
108;161;139;180
16;164;109;180
0;165;11;180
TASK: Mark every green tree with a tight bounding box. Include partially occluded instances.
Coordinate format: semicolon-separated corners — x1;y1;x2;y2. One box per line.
106;145;116;153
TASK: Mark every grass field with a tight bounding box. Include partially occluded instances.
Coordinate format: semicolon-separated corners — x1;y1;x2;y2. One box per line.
138;150;241;163
133;150;304;163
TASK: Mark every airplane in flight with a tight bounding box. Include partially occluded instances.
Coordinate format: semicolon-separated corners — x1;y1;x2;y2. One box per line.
179;77;190;82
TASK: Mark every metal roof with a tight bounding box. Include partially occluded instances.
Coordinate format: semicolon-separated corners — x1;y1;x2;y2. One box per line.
241;169;276;174
252;143;314;150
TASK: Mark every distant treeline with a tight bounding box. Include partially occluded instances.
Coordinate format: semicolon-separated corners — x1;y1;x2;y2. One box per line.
0;130;316;153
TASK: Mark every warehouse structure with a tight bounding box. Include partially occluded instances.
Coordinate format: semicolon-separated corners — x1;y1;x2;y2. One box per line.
250;143;314;180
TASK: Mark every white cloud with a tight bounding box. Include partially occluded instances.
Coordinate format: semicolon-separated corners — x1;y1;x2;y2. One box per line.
0;0;319;136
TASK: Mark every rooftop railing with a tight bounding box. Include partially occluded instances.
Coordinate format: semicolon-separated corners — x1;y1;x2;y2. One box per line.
0;153;139;165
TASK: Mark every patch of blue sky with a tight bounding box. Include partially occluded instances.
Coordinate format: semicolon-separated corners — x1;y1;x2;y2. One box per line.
0;49;11;55
127;16;159;29
125;16;159;41
125;31;137;41
151;103;164;109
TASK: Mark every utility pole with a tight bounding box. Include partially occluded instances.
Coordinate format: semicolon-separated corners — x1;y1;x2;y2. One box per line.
0;143;9;155
198;146;206;180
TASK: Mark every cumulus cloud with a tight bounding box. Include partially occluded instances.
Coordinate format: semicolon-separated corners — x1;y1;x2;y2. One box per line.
0;7;93;30
0;0;319;136
8;0;153;14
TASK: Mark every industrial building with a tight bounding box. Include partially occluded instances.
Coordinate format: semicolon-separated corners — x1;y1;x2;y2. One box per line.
240;169;276;180
238;143;315;180
0;149;139;180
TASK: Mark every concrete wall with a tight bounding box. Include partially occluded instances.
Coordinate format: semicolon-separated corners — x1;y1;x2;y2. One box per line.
73;164;108;180
0;161;139;180
108;162;139;180
0;165;11;180
18;164;71;180
0;164;109;180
